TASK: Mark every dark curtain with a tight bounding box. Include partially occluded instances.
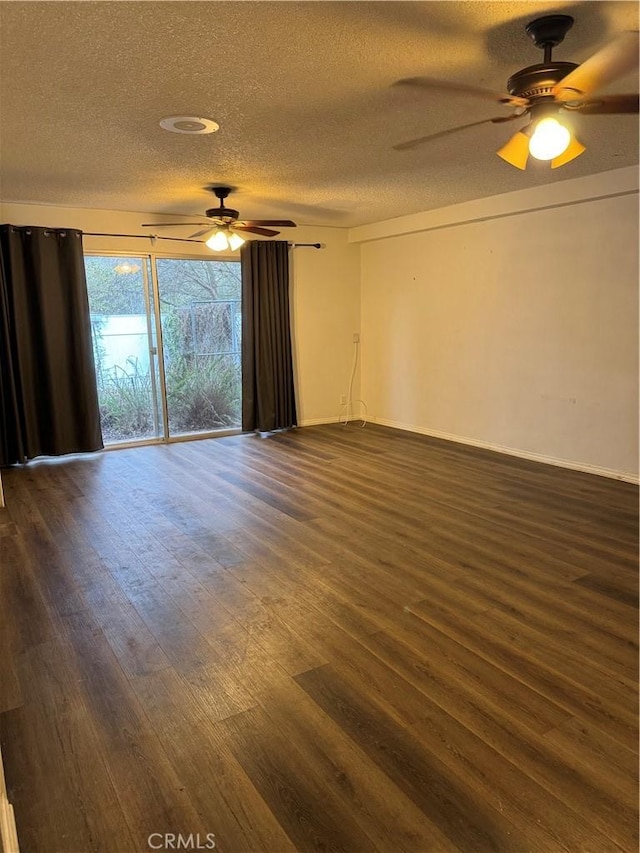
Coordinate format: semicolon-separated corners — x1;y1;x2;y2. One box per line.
0;225;103;466
241;240;297;432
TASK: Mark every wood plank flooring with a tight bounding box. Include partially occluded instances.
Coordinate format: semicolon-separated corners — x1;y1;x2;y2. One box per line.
0;423;637;853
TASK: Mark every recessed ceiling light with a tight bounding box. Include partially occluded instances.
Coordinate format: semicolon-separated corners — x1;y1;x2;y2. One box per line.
159;116;219;134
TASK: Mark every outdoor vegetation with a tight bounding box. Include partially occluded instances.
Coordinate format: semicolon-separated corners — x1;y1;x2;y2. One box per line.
85;255;242;443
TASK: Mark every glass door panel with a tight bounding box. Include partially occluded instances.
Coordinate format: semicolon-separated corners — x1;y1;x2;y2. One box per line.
155;258;242;436
85;256;162;444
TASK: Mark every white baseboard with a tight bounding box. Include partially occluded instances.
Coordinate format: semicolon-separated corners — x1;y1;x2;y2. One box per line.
0;747;19;853
299;417;342;426
371;417;639;484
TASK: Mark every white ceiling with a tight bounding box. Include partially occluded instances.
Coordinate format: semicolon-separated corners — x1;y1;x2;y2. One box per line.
0;1;638;228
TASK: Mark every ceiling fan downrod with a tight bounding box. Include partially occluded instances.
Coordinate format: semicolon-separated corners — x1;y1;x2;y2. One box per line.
525;14;574;63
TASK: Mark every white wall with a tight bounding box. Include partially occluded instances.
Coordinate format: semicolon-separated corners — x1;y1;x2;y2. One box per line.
351;167;639;481
4;166;638;481
289;230;360;424
0;201;361;425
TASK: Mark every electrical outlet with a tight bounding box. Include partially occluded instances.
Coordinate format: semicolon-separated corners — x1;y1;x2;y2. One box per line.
353;332;360;343
340;395;347;405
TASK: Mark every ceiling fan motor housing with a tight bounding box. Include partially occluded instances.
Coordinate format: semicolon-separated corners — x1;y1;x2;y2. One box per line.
205;206;240;222
507;61;578;101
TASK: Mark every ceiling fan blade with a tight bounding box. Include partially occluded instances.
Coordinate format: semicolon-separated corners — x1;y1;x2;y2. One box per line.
393;113;522;152
393;76;529;107
571;93;639;114
551;136;586;169
234;225;280;237
553;30;639;100
188;228;215;239
140;222;208;227
239;220;297;228
496;130;530;170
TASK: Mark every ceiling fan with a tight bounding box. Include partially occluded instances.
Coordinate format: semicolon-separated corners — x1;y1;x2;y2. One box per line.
141;186;297;250
392;15;639;169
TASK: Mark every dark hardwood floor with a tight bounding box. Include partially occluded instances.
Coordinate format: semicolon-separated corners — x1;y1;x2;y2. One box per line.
0;423;637;853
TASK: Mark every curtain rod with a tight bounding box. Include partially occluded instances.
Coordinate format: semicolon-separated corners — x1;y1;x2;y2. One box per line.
83;231;322;248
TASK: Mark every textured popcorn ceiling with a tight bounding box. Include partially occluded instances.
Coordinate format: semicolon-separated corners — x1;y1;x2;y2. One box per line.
0;1;637;227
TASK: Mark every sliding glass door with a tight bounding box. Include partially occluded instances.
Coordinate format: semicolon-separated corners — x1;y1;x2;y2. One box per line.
156;259;241;436
84;254;241;445
84;256;162;444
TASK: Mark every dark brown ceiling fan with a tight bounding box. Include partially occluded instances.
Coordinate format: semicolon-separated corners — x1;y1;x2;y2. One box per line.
142;186;297;249
392;15;639;169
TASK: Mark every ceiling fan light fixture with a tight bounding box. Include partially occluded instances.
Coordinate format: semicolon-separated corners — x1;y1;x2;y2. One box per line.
206;229;229;251
528;117;571;160
551;135;586;168
227;231;245;251
496;130;531;170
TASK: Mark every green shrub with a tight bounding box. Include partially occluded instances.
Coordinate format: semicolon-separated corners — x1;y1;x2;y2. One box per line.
165;355;240;433
97;359;157;442
93;303;242;442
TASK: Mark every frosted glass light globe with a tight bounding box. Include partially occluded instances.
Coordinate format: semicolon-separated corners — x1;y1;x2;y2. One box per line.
206;230;229;251
529;118;571;161
228;231;245;250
